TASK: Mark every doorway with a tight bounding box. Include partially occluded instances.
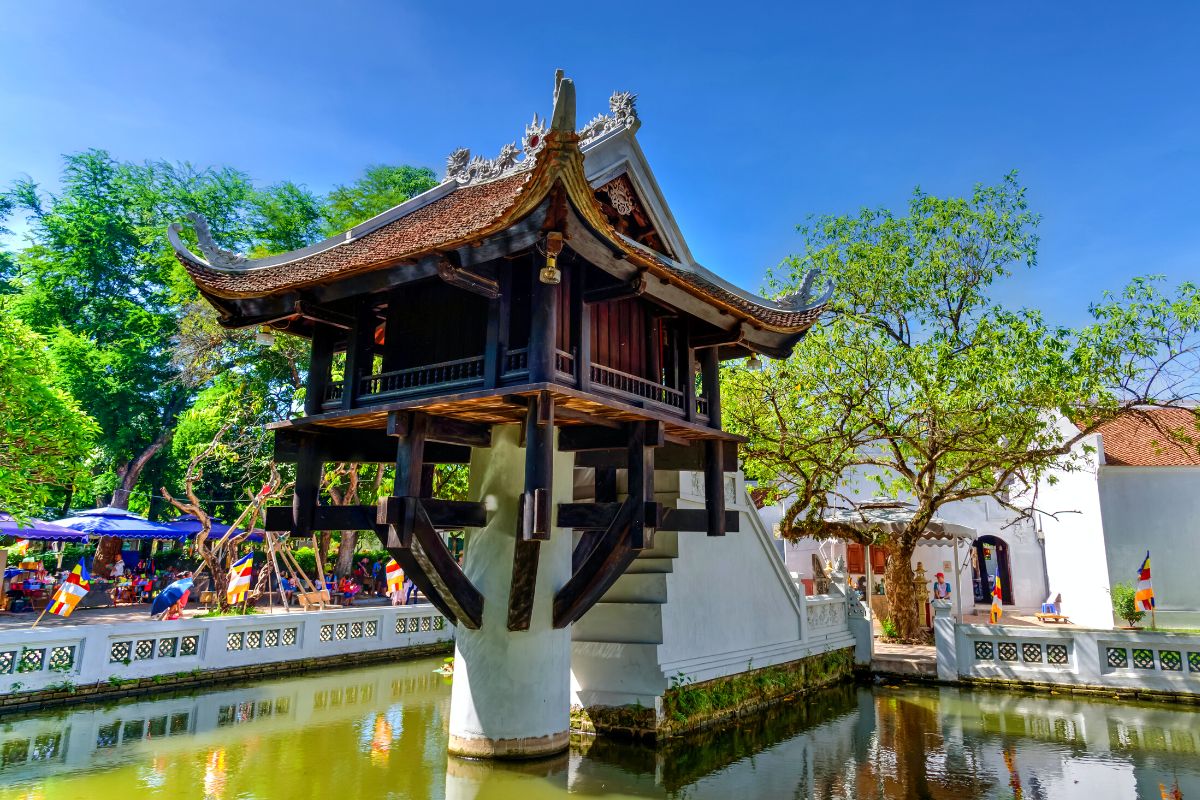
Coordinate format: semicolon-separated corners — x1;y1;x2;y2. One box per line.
971;535;1013;605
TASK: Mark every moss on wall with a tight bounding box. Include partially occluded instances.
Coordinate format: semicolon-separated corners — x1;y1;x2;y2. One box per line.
572;646;856;740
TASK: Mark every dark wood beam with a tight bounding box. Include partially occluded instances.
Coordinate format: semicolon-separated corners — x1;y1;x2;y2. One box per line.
384;496;484;629
691;323;749;349
521;392;554;540
572;467;617;573
558;421;664;452
583;273;647;305
552;496;641;629
557;503;738;532
627;421;655;550
275;428;471;465
572;439;738;471
437;257;500;300
483;264;512;389
291;434;322;539
387;411;491;448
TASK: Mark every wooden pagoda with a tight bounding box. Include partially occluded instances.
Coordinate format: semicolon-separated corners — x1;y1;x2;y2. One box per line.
170;72;829;636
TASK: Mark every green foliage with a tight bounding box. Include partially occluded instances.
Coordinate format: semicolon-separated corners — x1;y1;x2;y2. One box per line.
1110;582;1146;627
321;165;438;236
880;618;899;639
0;310;97;516
724;173;1200;637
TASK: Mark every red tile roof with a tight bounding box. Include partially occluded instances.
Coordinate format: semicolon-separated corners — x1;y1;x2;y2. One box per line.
1085;408;1200;467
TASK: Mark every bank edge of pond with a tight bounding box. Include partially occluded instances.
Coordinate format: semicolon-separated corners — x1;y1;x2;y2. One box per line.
0;639;453;716
866;666;1200;708
571;646;856;742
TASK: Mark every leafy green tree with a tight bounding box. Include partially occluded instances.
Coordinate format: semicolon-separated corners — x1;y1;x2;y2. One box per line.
0;310;97;517
321;164;438;235
724;174;1200;638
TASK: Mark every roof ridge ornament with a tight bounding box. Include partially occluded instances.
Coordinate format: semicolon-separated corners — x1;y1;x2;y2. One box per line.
167;212;248;268
578;91;640;145
777;269;835;312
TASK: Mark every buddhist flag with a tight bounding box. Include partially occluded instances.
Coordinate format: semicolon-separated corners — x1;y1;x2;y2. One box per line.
47;562;91;618
990;575;1003;623
226;553;253;604
1135;551;1155;611
385;559;405;594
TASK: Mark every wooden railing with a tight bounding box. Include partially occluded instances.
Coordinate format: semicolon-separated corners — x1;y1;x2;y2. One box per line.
323;383;344;405
501;347;528;377
360;355;485;398
590;363;685;410
696;396;710;418
554;348;575;379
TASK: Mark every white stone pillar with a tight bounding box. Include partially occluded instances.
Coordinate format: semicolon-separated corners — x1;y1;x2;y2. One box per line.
447;424;575;759
932;599;958;682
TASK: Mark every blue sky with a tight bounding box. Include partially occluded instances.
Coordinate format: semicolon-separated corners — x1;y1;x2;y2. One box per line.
2;2;1196;326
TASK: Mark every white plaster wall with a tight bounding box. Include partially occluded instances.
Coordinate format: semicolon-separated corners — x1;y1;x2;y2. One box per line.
0;604;453;695
1036;428;1115;629
659;471;854;681
1098;466;1200;628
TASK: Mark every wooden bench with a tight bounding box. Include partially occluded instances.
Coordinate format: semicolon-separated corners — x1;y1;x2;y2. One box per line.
297;590;331;610
1035;612;1072;624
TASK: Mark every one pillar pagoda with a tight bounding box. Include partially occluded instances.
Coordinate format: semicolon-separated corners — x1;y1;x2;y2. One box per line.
170;72;829;758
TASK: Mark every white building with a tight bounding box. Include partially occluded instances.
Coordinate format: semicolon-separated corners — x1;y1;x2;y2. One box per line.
756;469;1049;620
1037;408;1200;629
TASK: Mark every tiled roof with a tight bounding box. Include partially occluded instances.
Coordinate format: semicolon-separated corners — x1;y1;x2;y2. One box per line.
178;172;533;299
1084;408;1200;467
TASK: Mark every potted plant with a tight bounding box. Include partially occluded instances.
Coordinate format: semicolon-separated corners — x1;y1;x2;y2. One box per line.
1110;582;1145;629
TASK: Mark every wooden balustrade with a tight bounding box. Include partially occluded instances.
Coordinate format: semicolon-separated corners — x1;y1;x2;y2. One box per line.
360;355;486;398
589;363;685;410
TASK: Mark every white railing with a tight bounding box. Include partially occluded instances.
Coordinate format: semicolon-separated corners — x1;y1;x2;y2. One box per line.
936;606;1200;695
0;605;452;695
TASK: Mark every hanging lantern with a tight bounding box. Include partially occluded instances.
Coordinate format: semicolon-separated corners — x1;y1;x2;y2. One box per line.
540;231;564;285
255;326;276;346
746;352;763;371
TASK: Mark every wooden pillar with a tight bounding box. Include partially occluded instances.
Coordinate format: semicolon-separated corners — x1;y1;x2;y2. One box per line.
570;265;590;390
528;267;558;384
703;438;726;537
699;346;721;429
390;411;429;498
292;434;322;539
304;324;337;417
381;289;404;373
483;265;511;388
628;421;658;550
342;300;377;411
679;324;696;422
522;391;554;541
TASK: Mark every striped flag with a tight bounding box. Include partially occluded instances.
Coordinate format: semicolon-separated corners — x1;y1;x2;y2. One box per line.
226;554;254;605
1135;551;1155;611
385;559;405;594
990;575;1003;623
47;562;91;618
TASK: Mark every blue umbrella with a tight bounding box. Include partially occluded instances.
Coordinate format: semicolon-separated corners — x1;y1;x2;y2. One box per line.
164;513;265;543
48;508;182;540
0;512;89;542
150;578;193;616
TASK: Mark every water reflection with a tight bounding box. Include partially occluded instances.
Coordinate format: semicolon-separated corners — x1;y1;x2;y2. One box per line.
0;658;1196;799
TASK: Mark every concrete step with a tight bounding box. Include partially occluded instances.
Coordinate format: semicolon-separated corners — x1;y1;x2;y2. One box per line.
602;571;669;604
624;557;674;575
573;601;664;645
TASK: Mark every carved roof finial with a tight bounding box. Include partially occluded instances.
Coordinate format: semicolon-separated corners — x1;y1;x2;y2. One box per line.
167;212;247;268
551;71;576;133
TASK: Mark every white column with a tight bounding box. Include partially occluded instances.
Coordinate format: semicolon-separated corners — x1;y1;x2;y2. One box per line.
447;424;575;759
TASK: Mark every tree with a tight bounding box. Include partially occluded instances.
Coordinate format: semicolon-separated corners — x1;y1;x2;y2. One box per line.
724;174;1200;638
0;311;97;517
321;165;438;235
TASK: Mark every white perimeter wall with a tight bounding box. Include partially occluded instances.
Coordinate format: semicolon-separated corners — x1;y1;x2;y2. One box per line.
1098;466;1200;628
1036;430;1114;629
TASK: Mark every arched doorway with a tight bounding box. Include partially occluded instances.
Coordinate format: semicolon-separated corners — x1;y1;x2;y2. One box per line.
971;535;1013;605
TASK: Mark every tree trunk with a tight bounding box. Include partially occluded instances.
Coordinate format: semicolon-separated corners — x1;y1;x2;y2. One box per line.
884;537;920;639
334;530;358;578
94;428;174;575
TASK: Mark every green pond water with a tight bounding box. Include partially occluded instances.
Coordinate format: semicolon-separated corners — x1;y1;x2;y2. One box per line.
1;656;1198;800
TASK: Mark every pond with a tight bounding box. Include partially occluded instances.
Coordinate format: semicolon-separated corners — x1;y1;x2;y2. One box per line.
0;656;1197;799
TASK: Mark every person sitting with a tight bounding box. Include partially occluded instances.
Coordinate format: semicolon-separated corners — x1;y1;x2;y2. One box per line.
337;577;360;607
163;600;184;620
932;572;953;600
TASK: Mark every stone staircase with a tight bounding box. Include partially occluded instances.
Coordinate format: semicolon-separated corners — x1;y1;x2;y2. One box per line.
570;531;681;708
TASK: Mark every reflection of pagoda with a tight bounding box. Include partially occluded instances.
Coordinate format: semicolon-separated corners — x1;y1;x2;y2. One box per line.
172;72;828;758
